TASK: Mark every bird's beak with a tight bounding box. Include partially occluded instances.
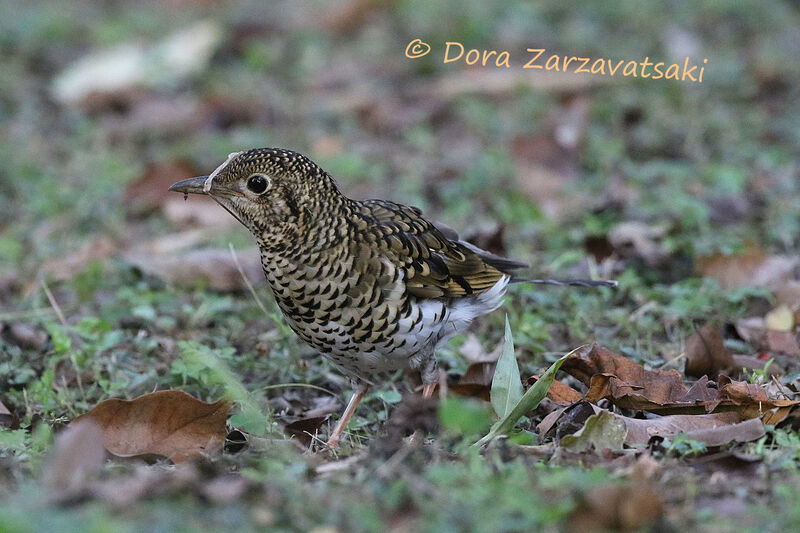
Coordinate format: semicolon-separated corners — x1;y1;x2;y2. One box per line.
168;176;209;195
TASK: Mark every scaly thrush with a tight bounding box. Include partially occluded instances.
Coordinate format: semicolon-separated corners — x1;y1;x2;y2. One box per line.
170;148;613;446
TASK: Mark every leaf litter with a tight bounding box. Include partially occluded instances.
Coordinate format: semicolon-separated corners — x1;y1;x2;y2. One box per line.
73;390;231;463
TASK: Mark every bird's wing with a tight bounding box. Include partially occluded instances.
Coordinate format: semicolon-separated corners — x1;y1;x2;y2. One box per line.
354;200;525;299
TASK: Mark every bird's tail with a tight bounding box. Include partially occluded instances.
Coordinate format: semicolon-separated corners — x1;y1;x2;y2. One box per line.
511;278;618;288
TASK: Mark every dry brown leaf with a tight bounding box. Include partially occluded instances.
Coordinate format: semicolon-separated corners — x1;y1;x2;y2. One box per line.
562;345;691;410
124;247;265;292
619;411;764;447
765;330;800;357
43;419;107;501
550;404;764;448
730;354;784;376
74;390;231;462
735;316;800;357
284;416;328;447
449;362;495;401
775;281;800;312
561;344;799;420
684;324;734;377
608;221;671;267
125;160;198;215
528;375;584;406
697;250;799;289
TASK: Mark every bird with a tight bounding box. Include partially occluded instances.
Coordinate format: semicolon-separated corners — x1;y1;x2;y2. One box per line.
169;147;615;447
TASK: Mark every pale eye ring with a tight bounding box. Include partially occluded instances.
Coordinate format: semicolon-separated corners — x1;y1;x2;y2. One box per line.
246;174;270;194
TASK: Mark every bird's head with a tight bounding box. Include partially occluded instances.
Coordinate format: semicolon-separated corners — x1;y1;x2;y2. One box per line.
169;148;344;247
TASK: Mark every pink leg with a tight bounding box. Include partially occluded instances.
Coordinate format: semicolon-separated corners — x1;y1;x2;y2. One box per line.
327;384;369;448
422;382;436;399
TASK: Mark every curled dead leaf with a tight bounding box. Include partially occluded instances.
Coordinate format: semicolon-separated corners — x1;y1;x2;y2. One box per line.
560;344;799;421
528;375;583;406
684;324;734;378
73;390;231;463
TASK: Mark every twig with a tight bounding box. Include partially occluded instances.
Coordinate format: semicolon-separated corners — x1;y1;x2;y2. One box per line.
40;280;84;397
40;280;67;327
228;243;269;316
260;382;338;396
772;374;795;399
658;351;686;369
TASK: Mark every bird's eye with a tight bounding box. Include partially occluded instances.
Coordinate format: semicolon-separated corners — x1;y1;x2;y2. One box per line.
246;174;270;194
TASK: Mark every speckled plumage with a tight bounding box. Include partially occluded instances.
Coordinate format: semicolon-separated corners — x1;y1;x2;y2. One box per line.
171;147;526;387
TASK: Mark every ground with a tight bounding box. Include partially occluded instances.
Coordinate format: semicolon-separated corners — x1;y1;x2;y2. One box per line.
1;1;800;531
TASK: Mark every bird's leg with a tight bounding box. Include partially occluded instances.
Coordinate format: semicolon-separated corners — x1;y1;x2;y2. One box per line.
327;383;369;448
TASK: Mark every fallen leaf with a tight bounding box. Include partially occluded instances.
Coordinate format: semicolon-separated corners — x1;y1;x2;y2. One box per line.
697;250;799;290
684;324;734;378
74;390;231;462
551;405;765;448
284;416;328;446
528;375;583;406
736;316;800;357
125;160;199;216
563;344;693;410
775;281;800;312
561;344;800;419
560;410;626;452
730;354;784;376
608;221;671;267
124;247;265;292
765;305;795;332
43;419;106;501
1;323;48;350
619;411;764;447
450;362;495;401
52;21;223;106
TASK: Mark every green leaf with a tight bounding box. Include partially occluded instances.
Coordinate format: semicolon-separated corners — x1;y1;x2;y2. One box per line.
490;316;523;419
474;345;584;447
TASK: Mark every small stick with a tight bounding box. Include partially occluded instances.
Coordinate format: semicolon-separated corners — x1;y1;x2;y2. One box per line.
41;280;84;397
40;280;67;327
228;243;269;316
